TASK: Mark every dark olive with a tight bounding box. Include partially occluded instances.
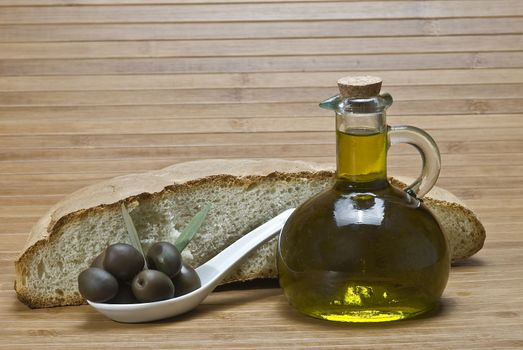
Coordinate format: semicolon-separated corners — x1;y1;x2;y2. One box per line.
132;270;174;303
78;267;118;303
172;263;201;297
146;242;182;278
109;282;138;304
103;243;144;281
90;250;106;269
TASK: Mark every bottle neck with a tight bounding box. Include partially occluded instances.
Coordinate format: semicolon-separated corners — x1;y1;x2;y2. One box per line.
335;110;388;188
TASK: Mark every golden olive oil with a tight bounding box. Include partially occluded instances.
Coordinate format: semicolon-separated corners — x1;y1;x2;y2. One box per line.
278;130;449;322
337;129;387;182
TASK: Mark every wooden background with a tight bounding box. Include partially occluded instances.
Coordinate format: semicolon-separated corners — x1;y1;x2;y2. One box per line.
1;0;522;349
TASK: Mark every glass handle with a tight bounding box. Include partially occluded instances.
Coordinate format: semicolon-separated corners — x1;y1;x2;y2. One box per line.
388;125;441;198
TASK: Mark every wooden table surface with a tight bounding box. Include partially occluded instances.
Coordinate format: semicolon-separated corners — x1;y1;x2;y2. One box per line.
1;1;522;349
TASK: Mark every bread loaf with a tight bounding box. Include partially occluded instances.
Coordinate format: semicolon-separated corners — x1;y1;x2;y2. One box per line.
14;159;485;308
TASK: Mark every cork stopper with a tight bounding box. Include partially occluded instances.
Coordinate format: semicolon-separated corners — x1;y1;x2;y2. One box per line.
337;76;382;99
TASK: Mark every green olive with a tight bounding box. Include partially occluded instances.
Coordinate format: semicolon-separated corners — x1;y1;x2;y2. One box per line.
109;282;138;304
103;243;144;281
132;270;174;302
78;267;118;303
146;242;182;278
90;250;106;269
172;263;201;297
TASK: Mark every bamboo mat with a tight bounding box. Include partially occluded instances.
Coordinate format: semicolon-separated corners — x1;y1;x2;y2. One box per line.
1;0;522;348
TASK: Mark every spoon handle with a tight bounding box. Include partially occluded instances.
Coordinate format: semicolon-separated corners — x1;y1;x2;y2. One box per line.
197;208;295;292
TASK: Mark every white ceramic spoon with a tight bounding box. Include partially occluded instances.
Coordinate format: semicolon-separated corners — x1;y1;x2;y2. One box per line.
87;208;295;323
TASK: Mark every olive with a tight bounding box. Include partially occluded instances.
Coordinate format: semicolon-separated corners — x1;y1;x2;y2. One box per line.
146;242;182;278
103;243;144;281
90;250;106;269
78;267;118;303
109;282;138;304
132;270;175;303
172;263;201;297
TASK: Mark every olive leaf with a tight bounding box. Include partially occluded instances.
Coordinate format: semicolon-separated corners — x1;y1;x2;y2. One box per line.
120;203;148;269
175;204;211;252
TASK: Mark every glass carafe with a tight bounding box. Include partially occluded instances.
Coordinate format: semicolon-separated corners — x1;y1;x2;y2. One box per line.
277;76;450;323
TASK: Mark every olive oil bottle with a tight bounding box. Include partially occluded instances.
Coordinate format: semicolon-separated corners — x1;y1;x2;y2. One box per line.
278;76;450;323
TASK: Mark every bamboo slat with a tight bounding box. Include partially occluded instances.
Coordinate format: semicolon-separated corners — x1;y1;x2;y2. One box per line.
2;52;522;76
2;69;523;91
1;1;522;25
1;17;522;42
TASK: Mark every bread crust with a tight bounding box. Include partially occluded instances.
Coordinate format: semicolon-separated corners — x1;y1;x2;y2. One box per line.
14;159;485;308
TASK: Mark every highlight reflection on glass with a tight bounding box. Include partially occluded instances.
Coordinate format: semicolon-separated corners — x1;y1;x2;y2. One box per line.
334;193;385;227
